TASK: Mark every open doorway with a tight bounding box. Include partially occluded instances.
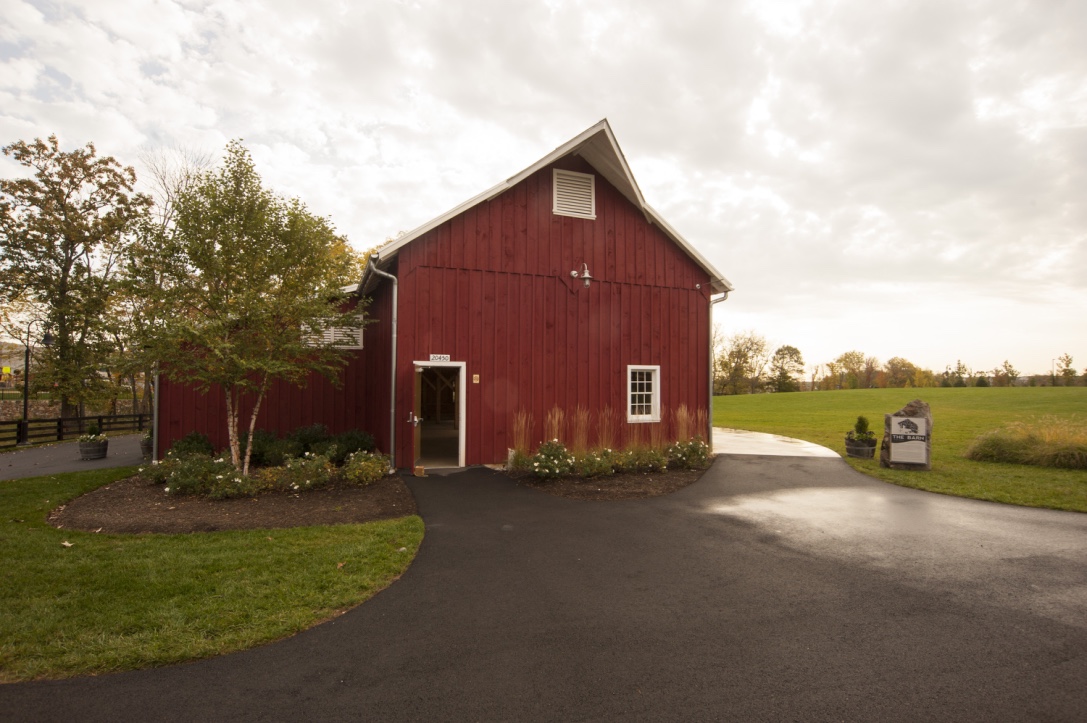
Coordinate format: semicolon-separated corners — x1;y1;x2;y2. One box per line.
413;362;465;468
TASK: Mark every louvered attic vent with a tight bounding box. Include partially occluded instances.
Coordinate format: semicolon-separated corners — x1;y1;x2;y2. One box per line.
306;321;364;349
553;169;596;219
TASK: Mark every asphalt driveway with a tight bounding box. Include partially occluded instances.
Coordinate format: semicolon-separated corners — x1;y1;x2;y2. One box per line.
4;451;1087;721
1;434;145;481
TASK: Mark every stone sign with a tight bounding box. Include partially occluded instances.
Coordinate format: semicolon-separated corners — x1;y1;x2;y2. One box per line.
880;399;932;470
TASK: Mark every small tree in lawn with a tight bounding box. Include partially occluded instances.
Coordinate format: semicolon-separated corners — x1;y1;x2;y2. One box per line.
148;140;365;474
768;345;804;392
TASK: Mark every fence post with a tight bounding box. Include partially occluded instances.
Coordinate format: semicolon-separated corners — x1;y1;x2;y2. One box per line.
17;419;27;445
57;417;64;441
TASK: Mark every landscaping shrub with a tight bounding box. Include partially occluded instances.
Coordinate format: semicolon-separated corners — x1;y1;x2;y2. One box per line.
169;431;214;457
341;451;390;486
966;417;1087;470
240;429;289;467
617;446;668;473
328;429;376;465
286;424;331;456
531;439;575;478
277;451;335;493
574;449;615;478
667;438;711;470
147;455;265;499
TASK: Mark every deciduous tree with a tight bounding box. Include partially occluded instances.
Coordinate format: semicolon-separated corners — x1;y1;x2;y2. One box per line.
718;331;769;395
0;135;151;417
884;357;918;387
1057;353;1075;386
145;141;365;474
768;345;804;392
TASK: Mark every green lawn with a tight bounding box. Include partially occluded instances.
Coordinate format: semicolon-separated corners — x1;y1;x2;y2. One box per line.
713;387;1087;512
0;467;423;682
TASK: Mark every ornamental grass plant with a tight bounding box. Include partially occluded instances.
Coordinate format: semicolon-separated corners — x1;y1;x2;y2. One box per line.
967;416;1087;470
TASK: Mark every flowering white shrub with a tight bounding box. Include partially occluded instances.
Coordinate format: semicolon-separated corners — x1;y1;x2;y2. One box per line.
531;439;575;479
666;438;711;470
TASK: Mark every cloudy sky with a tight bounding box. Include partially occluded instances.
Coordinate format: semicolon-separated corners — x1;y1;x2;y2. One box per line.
3;0;1084;376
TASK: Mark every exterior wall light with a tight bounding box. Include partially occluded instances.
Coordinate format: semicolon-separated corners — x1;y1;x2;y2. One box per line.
570;263;592;288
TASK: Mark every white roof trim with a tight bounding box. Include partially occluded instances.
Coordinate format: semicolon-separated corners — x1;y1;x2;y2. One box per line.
369;119;733;294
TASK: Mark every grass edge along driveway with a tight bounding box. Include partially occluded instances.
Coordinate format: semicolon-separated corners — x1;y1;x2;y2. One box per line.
713;387;1087;513
0;466;423;683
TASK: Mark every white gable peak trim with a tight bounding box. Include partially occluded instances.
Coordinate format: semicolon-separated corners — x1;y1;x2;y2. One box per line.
365;119;733;294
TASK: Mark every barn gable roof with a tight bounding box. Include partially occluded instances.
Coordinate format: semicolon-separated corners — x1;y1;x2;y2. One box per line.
359;119;733;295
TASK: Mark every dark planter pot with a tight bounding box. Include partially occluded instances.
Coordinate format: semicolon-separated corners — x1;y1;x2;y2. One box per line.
79;440;109;461
844;439;876;459
140;438;154;460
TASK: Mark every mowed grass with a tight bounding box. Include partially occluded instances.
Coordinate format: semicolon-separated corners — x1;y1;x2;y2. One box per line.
713;387;1087;512
0;467;423;682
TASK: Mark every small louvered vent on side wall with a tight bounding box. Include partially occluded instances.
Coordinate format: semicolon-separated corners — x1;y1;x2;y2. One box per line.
553;169;596;219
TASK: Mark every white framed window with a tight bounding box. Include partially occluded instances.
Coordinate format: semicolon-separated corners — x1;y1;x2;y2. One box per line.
553;169;596;219
627;365;661;423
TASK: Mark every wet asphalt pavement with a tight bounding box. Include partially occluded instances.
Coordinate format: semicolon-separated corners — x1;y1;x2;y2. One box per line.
3;452;1086;721
0;434;145;481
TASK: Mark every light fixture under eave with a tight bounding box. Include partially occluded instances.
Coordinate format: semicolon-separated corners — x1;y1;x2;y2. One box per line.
570;263;592;288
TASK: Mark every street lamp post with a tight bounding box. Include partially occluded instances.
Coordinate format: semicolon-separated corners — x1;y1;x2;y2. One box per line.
19;320;53;446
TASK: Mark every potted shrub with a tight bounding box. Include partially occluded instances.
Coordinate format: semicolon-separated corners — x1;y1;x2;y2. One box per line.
845;415;877;459
79;422;109;460
140;429;154;460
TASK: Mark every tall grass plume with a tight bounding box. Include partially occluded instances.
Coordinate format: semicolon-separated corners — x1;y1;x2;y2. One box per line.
596;406;618;450
673;404;693;442
544;406;566;444
512;409;533;455
571;406;591;455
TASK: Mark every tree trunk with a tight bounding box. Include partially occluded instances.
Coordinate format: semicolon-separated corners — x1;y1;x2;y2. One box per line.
142;372;153;414
224;388;240;470
242;375;269;477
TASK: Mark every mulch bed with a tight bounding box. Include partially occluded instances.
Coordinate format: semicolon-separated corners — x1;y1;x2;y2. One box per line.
48;474;418;535
47;461;713;534
515;465;710;501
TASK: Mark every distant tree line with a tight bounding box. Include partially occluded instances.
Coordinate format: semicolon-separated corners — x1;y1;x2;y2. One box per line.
712;329;1083;394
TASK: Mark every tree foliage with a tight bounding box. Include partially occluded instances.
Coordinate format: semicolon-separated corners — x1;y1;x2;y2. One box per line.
884;357;918;387
1057;353;1076;386
834;350;866;389
768;345;804;393
142;140;365;474
0;135;151;416
718;331;770;395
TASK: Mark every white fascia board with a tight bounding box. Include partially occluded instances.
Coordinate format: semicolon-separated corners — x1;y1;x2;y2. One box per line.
644;204;734;294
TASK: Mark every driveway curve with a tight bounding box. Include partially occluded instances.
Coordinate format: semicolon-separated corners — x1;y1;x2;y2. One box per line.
5;445;1087;721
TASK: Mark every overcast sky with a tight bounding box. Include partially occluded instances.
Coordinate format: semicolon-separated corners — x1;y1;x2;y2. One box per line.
2;0;1084;376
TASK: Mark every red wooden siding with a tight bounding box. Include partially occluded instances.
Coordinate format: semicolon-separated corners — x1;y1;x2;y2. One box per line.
157;290;394;458
391;157;712;467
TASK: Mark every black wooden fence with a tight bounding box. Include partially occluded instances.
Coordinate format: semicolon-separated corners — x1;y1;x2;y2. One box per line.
0;413;151;448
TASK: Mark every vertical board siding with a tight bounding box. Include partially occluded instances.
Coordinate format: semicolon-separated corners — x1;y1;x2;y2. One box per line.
157;287;394;458
392;158;713;467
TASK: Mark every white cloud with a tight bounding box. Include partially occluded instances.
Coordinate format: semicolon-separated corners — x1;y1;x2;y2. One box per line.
2;0;1085;373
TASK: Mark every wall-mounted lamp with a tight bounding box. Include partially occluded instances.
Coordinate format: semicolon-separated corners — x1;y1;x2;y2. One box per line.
570;263;593;289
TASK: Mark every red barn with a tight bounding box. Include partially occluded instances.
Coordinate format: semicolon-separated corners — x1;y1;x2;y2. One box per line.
157;119;733;468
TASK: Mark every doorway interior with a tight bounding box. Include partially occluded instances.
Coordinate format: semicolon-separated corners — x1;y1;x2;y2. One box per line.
413;362;465;468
